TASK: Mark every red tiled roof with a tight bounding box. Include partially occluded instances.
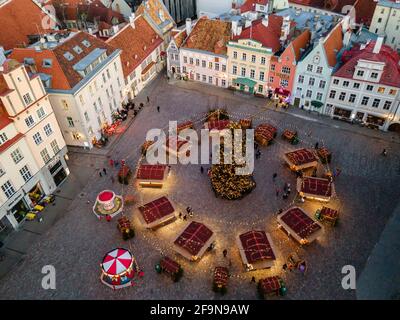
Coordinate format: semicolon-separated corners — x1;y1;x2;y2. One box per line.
174;221;214;256
183;18;231;55
0;0;58;50
138;196;175;224
234;16;283;53
255;123;277;142
240;0;269;13
239;230;276;264
0;132;24;153
206;120;231;131
300;177;333;197
280;207;321;239
160;256;180;274
0;114;12;130
288;0;327;7
136;164;167;180
174;30;187;48
259;276;281;294
107;16;162;78
214;267;229;286
353;0;377;25
291;29;311;61
285;148;317;166
334;41;400;87
323;23;343;68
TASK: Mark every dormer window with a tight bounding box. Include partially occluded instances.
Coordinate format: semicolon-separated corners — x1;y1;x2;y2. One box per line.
82;40;91;48
73;46;83;54
42;59;52;68
63;51;74;61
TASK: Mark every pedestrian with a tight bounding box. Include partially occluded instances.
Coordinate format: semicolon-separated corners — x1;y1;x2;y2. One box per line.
287;183;291;194
381;148;387;156
223;249;228;258
336;167;342;177
109;159;114;167
200;166;204;174
283;192;288;200
111;176;115;184
147;96;150;103
186;206;190;214
315;142;319;149
183;215;187;221
251;276;256;283
99;171;102;177
157;106;160;112
278;208;283;215
103;168;107;175
106;215;111;222
121;159;126;167
283;263;288;271
272;173;277;181
179;212;182;219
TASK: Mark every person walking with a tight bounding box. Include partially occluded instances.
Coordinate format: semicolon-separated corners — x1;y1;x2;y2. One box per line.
272;173;277;181
200;166;204;174
223;249;228;258
99;171;102;177
381;148;387;156
251;276;256;283
157;106;160;112
315;142;319;149
147;96;150;103
109;159;114;167
103;168;107;175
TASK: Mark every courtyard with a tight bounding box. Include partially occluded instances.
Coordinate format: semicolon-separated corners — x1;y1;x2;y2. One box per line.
0;77;399;299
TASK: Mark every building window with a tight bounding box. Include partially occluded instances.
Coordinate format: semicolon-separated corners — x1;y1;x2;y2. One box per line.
222;79;226;87
242;53;246;61
282;66;290;74
25;115;35;128
106;69;111;79
20;165;32;182
383;100;392;110
329;90;336;99
23;93;32;105
372;98;380;108
353;82;360;89
251;55;256;63
44;123;53;136
316;92;323;101
366;85;374;91
37;107;46;119
233;51;237;59
0;132;7;145
1;181;15;199
189;58;193;65
33;132;43;145
306;64;313;72
261;57;266;65
389;89;397;95
258;85;263;93
259;71;265;81
298;75;304;83
196;59;200;66
202;75;206;82
11;149;23;164
202;60;206;68
51;139;60;154
62;100;69;110
102;73;106;83
183;56;187;63
232;66;237;75
349;94;356;103
222;64;226;72
209;62;213;69
308;77;315;86
182;66;186;73
378;87;385;94
84;112;89;122
196;73;200;81
215;63;220;71
241;67;246;77
269;76;274;83
250;69;255;79
280;79;289;87
208;76;213;84
40;148;51;163
357;70;364;77
343;81;349;87
319;80;326;89
67;117;74;127
316;66;323;74
371;72;378;79
270;64;275;71
333;79;339;85
361;96;369;105
306;90;312;98
338;92;346;101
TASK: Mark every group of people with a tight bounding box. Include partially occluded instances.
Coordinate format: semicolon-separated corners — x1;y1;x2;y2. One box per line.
178;207;194;221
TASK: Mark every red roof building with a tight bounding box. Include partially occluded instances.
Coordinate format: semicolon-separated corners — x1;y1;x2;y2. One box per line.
297;176;334;201
137;196;176;228
284;148;318;171
173;221;215;260
240;0;269;13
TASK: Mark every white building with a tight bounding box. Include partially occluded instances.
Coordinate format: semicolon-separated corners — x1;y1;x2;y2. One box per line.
369;0;400;51
325;38;400;131
10;31;125;149
176;18;231;88
0;56;69;232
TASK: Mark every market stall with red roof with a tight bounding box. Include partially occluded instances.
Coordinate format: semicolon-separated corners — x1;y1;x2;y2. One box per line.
205;120;231;136
177;121;194;133
237;230;277;271
277;207;323;245
173;221;216;261
136;164;169;188
297;176;334;202
213;266;229;293
137;196;177;229
162;136;191;157
258;276;286;298
100;248;138;290
284;148;318;171
255;124;277;146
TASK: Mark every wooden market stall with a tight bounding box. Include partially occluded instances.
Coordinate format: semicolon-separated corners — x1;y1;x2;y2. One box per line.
315;206;339;226
173;221;216;261
255;124;277;146
284;148;318;171
157;256;183;282
281;129;299;145
297;176;334;202
213;266;229;294
258;276;287;299
237;230;277;271
136;164;169;188
137;196;177;229
317;147;332;164
277;207;323;245
239;118;252;129
117;216;135;240
205;120;231;131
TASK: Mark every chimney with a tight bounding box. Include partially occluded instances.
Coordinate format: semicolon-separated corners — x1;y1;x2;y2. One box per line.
373;36;384;54
186;18;192;35
232;20;239;36
262;16;269;27
112;25;119;34
88;27;93;35
129;12;135;26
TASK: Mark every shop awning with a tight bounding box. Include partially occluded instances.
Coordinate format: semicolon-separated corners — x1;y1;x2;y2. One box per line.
233;78;257;88
311;100;323;108
274;87;291;97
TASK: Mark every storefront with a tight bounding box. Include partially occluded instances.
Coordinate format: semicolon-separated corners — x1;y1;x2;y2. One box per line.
28;183;44;206
366;114;385;128
10;197;30;224
333;107;352;120
49;159;68;187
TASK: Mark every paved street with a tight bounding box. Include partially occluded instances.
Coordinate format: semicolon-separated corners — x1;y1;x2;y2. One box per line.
0;74;399;300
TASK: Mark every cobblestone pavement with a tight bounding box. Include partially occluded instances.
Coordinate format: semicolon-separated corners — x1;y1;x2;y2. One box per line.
0;76;399;300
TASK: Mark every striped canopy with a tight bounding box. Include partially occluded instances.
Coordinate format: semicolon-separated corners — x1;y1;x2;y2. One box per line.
101;248;133;276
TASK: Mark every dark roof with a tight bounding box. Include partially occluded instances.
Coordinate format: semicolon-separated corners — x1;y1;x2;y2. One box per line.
239;230;276;263
285;148;317;166
281;207;322;239
174;221;214;256
138;196;175;224
136;164;167;180
300;177;333;197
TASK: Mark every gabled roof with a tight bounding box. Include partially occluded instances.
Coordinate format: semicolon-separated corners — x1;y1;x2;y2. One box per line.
174;30;187;48
290;29;311;62
334;41;400;87
135;0;174;33
240;0;269;13
182;18;231;55
107;16;162;78
0;0;58;50
233;16;284;53
323;23;343;68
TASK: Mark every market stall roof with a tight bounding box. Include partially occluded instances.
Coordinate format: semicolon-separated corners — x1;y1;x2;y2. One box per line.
259;276;281;294
101;248;133;276
320;207;339;219
206;120;231;131
274;87;291;96
174;221;214;256
166;137;189;152
299;177;333;197
239;230;276;263
279;207;322;239
214;267;229;287
284;148;317;166
255;124;277;142
138;196;175;224
160;256;180;274
136;164;167;181
177;121;193;132
233;77;257;87
98;190;113;202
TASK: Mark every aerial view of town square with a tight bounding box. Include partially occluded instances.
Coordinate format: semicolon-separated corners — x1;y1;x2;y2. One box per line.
0;0;399;304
